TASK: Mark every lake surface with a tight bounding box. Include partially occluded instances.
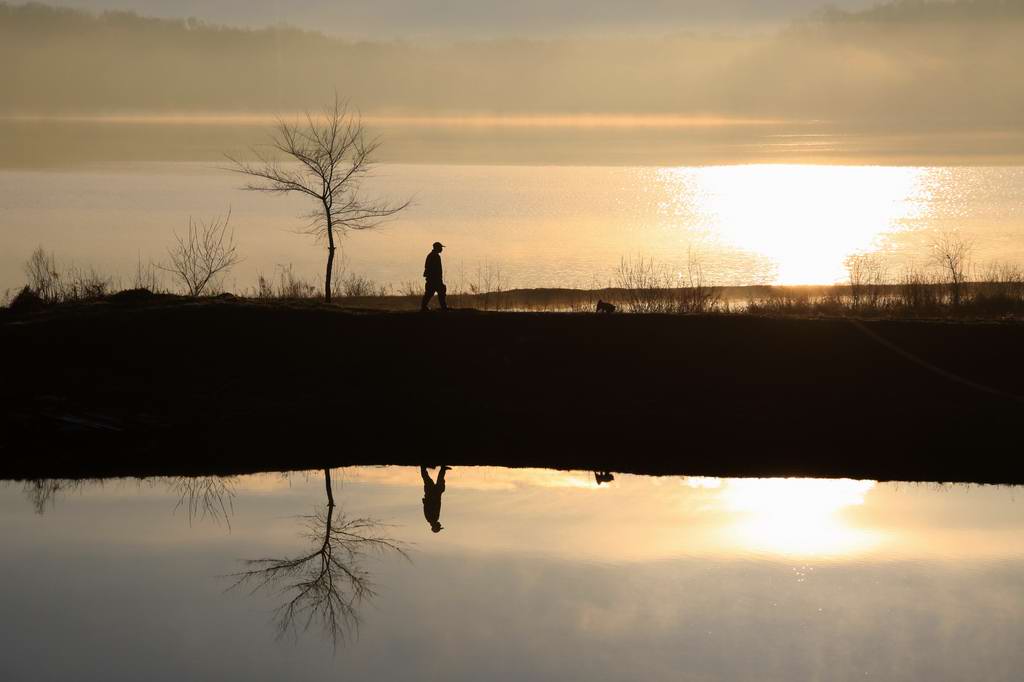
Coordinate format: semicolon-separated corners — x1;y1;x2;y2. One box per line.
1;467;1021;681
2;163;1024;295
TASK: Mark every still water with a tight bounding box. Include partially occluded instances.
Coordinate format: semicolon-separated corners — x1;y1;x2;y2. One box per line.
2;163;1024;294
1;467;1021;681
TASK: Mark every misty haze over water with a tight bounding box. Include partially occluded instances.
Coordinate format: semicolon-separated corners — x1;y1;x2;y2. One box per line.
2;0;1023;155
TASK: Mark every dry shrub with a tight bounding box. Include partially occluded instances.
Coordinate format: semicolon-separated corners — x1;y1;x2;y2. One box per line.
161;210;240;296
676;249;721;314
616;256;675;313
339;273;391;298
746;288;815;316
133;256;164;292
9;286;44;312
845;253;888;310
467;261;507;310
24;247;60;302
255;264;318;299
616;253;721;314
895;269;942;312
397;280;423;297
972;263;1024;316
59;264;115;300
22;247;115;303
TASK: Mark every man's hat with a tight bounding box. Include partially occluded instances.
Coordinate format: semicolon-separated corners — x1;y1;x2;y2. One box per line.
433;241;445;249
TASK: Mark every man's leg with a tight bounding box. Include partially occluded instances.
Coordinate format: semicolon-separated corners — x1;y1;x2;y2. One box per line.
421;283;435;311
437;283;448;310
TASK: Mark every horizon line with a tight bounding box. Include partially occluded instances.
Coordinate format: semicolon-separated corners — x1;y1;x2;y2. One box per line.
0;113;804;129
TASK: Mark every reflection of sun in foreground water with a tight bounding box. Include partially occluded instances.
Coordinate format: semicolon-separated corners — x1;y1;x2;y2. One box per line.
718;478;881;557
660;165;927;284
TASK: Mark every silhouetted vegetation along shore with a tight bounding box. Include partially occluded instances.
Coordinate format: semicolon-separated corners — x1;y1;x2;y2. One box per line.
242;280;1024;318
2;295;1023;484
10;281;1024;320
11;236;1024;319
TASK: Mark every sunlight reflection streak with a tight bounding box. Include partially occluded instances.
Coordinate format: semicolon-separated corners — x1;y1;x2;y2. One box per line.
658;165;928;284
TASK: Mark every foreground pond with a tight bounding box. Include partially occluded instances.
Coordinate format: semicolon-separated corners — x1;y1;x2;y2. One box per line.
1;467;1021;681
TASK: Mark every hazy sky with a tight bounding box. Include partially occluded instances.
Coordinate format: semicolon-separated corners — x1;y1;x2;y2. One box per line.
39;0;878;38
3;1;1024;164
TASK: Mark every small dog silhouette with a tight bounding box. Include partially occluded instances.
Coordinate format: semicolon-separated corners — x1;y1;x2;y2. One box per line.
596;300;616;314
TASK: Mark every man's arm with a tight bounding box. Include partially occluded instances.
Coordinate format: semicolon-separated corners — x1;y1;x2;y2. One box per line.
425;253;442;279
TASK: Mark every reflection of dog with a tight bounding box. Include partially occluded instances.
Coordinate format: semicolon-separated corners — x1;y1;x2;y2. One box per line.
596;300;616;314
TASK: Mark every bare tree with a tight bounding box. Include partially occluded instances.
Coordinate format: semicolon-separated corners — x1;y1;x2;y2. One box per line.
929;231;973;306
228;469;408;645
161;210;240;296
226;97;409;301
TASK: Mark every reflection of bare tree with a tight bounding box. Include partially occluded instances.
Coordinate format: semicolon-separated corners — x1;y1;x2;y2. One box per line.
229;469;407;645
22;479;88;514
169;476;237;527
23;476;237;523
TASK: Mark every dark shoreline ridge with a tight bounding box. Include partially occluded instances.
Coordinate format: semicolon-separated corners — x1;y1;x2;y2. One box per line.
2;297;1022;483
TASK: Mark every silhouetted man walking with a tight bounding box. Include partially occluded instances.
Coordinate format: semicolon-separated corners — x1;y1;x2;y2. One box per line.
421;241;448;311
421;465;450;533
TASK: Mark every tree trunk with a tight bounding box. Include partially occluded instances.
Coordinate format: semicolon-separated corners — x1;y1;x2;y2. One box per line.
325;246;336;302
324;220;336;302
324;468;335;507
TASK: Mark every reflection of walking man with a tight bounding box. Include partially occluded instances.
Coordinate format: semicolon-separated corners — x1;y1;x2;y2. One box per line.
421;465;450;533
421;241;449;311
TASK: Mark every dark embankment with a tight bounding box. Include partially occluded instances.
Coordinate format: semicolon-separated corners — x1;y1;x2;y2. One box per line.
2;298;1022;483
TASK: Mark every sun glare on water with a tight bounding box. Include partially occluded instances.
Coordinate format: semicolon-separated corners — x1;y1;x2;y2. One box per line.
659;165;927;284
718;478;881;557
